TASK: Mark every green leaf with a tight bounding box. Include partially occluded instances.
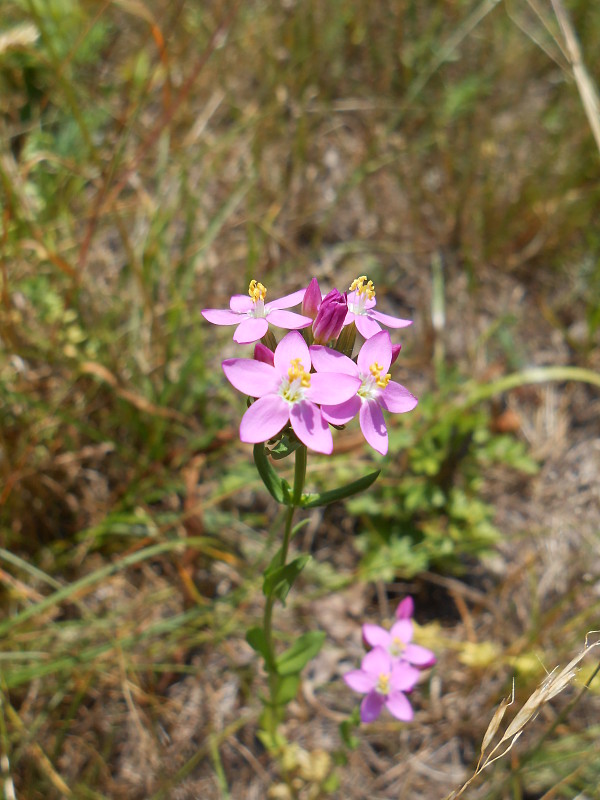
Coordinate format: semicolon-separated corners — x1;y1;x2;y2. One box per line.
301;470;381;508
268;434;302;460
246;627;275;670
274;673;301;705
276;631;325;675
263;555;311;603
253;443;291;505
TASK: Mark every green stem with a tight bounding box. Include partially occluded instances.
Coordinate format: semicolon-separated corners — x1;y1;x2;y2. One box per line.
260;445;307;743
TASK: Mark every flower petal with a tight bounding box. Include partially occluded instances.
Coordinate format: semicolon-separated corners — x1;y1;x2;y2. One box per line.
265;288;306;311
239;396;290;443
379;380;418;414
222;359;279;397
290;400;333;454
361;646;392;676
309;346;358;377
369;309;412;328
274;330;310;374
355;314;382;339
306;373;360;405
343;669;377;694
360;691;386;723
390;662;421;692
359;400;388;455
362;624;391;649
202;308;242;326
390;619;413;644
233;317;269;343
321;396;361;425
396;597;414;620
385;691;413;722
357;330;392;374
230;294;253;313
404;644;437;667
267;309;312;330
342;310;357;326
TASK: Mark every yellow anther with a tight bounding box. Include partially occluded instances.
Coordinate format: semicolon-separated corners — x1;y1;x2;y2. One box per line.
391;637;405;656
369;361;391;389
288;358;311;387
349;275;376;300
376;673;390;694
248;279;267;302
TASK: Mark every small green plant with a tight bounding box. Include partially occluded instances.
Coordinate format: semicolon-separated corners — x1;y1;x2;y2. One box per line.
349;383;539;579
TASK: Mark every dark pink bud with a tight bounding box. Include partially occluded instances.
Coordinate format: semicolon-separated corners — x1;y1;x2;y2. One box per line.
302;277;322;320
396;596;414;620
311;289;347;345
254;342;275;365
390;343;402;365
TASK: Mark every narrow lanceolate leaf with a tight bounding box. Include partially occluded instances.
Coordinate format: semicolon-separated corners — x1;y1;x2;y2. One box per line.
300;470;381;508
263;555;311;603
274;673;301;705
253;443;291;505
275;631;326;676
246;627;275;670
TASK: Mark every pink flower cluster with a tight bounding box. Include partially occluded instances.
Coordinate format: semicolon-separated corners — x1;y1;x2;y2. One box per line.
202;276;418;455
343;597;436;723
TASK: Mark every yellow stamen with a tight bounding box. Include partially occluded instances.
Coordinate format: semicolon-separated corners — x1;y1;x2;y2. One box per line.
369;362;391;389
376;673;390;694
248;279;267;302
349;275;376;300
288;358;311;387
391;637;405;656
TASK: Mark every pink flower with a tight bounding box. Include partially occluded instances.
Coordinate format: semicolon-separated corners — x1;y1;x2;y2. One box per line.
254;342;275;365
202;280;312;344
301;277;322;319
343;647;420;723
310;330;418;455
395;596;414;620
312;288;347;345
362;619;436;668
222;331;361;454
344;276;412;339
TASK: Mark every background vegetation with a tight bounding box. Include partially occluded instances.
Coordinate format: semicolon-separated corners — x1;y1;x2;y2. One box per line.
1;1;599;798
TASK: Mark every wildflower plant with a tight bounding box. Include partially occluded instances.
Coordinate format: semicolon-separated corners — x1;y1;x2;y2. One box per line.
203;275;425;748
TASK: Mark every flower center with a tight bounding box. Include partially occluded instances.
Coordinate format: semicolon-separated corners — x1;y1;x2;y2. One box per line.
376;672;390;695
348;275;375;315
248;279;267;303
358;361;391;400
279;358;311;403
389;637;406;658
248;279;267;317
369;362;391;389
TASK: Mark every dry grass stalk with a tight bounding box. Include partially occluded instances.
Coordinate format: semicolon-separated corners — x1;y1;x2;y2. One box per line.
0;22;38;55
444;639;600;800
550;0;600;155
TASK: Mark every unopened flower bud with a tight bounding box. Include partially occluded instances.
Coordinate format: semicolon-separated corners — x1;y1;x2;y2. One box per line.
311;289;347;345
302;277;322;320
390;343;402;366
254;342;275;365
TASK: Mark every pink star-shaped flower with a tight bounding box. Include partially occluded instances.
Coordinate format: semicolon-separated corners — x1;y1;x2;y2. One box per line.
310;330;418;455
222;331;361;454
343;647;420;723
202;280;312;344
344;276;412;339
362;618;436;668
